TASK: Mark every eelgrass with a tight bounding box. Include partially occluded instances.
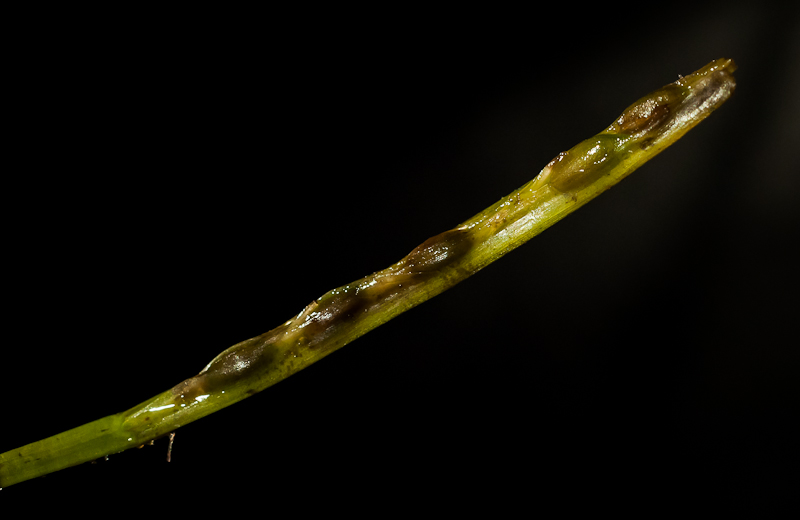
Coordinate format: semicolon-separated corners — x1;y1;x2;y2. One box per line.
0;58;737;488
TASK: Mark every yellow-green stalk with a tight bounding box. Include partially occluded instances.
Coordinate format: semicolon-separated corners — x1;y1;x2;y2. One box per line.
0;58;736;488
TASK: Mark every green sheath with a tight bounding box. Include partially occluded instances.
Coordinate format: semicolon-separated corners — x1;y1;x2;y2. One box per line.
0;58;736;488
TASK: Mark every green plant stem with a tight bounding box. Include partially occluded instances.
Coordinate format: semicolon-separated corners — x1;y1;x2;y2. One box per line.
0;58;736;488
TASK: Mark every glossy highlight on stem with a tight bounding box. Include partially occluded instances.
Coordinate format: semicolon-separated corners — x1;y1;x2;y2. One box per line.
0;58;736;488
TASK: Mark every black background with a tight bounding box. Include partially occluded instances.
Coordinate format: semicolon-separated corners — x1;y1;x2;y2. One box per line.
3;2;798;509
